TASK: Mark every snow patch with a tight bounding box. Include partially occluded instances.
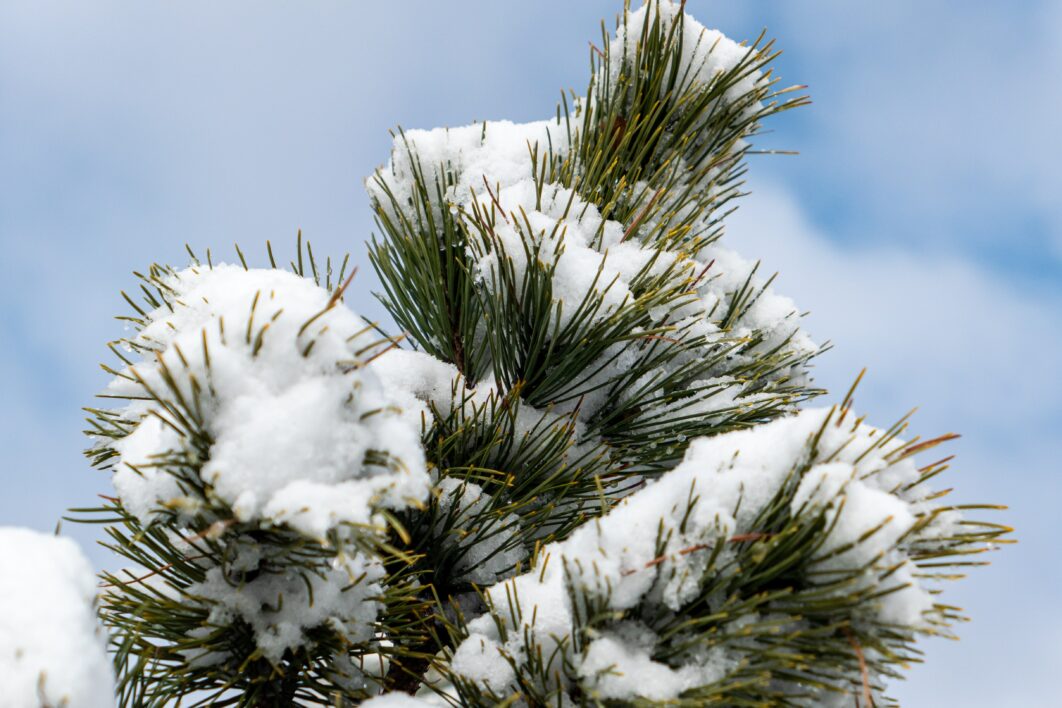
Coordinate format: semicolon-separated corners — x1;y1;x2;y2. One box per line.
0;528;115;708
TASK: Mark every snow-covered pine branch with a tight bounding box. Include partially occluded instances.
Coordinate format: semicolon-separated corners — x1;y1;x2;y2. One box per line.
86;260;430;704
441;407;997;705
33;1;1010;706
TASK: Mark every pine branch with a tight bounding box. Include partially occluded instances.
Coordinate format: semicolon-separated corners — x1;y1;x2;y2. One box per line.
68;3;1010;706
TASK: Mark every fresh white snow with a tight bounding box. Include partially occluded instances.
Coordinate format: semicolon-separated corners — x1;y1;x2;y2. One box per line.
0;528;115;708
96;265;433;664
104;264;430;539
447;407;958;700
186;553;384;663
370;0;817;431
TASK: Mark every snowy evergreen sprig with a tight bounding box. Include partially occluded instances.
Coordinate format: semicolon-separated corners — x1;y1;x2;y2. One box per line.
66;2;1011;706
438;404;1007;705
368;3;820;479
78;242;431;705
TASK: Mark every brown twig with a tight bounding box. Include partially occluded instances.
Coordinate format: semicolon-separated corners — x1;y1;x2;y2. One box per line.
896;433;960;459
327;266;359;307
622;188;664;241
691;259;716;286
622;534;773;576
918;455;955;472
102;554;209;589
362;335;407;366
843;627;874;707
481;175;511;224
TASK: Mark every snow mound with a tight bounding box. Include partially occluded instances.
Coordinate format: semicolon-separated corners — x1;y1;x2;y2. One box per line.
0;528;115;708
102;264;429;539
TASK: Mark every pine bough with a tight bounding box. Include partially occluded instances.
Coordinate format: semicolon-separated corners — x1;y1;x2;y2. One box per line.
16;2;1008;706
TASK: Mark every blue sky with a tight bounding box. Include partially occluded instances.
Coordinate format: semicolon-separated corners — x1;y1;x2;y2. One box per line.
1;1;1058;704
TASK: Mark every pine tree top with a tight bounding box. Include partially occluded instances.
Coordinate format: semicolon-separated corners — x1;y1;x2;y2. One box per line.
42;2;1012;706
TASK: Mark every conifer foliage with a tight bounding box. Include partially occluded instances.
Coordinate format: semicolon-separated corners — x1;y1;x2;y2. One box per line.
58;2;1008;706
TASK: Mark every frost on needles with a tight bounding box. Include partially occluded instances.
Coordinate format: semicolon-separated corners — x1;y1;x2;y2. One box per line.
60;1;1010;706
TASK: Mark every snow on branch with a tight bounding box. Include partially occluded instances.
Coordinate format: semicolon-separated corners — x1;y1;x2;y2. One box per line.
85;260;431;701
368;0;818;478
102;264;428;537
443;407;1000;704
67;1;1009;704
